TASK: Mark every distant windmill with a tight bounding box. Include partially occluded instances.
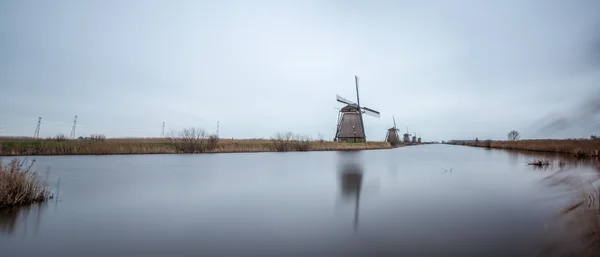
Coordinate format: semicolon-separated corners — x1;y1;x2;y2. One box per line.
403;127;411;143
417;133;422;144
412;132;417;144
385;116;401;146
334;76;380;143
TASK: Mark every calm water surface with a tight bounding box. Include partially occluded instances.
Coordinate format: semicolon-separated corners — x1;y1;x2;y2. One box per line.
1;144;598;257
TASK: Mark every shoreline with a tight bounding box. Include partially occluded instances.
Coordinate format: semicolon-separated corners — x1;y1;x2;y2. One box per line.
446;139;600;158
0;138;394;156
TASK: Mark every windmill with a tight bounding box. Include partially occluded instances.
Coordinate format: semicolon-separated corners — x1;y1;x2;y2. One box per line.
334;76;380;143
403;127;411;143
385;116;401;146
417;133;422;144
412;132;417;144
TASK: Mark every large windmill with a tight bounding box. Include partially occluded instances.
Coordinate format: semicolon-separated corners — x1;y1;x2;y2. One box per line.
334;76;380;143
403;127;411;143
385;116;401;146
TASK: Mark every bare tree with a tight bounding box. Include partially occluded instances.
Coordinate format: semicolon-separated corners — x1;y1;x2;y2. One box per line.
167;127;218;153
507;130;521;141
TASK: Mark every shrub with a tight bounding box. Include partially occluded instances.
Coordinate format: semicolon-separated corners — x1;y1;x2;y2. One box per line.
270;132;313;152
0;159;51;208
207;134;219;150
90;134;106;142
291;135;312;151
54;134;67;142
167;128;218;153
483;140;492;148
270;132;294;152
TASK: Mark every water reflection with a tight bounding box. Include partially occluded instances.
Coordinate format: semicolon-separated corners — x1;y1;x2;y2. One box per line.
507;150;520;167
498;149;600;172
337;151;363;232
0;202;47;236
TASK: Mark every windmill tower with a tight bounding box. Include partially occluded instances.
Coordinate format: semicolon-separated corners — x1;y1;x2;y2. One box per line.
385;116;401;146
334;76;380;143
402;127;411;144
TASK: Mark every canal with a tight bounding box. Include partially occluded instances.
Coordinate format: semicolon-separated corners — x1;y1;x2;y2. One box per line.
1;144;598;256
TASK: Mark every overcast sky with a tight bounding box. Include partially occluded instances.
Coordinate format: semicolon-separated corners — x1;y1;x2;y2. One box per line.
1;0;599;141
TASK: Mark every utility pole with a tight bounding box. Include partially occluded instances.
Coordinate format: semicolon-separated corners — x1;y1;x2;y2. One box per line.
161;122;165;137
216;121;220;138
34;117;41;138
70;115;78;139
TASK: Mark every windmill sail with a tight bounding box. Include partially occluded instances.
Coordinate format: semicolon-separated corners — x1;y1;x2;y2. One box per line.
336;94;357;106
361;107;380;118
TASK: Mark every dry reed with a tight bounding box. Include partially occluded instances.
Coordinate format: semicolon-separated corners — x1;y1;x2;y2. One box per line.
0;136;392;156
528;158;552;166
0;159;51;208
448;139;600;158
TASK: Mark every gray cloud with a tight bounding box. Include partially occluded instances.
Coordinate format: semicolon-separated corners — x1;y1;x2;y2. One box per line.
1;0;600;141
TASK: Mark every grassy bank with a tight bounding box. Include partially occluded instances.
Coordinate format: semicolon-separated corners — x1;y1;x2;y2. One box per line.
0;136;392;156
0;159;51;208
447;139;600;158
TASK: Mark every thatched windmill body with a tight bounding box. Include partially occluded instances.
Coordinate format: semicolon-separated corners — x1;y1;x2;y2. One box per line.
334;76;380;143
403;127;411;143
385;116;401;146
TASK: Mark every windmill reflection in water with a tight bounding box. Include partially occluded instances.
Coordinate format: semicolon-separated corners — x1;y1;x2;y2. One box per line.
336;151;379;233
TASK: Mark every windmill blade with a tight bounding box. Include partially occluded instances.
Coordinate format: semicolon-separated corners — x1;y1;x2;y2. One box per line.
361;107;380;118
393;116;397;128
355;75;361;108
336;94;357;106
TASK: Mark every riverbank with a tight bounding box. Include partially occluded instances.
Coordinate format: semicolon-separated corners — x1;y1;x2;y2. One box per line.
0;137;392;156
447;139;600;158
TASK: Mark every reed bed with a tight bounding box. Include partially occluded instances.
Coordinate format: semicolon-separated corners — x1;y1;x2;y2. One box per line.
0;137;392;156
448;139;600;158
0;159;51;208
